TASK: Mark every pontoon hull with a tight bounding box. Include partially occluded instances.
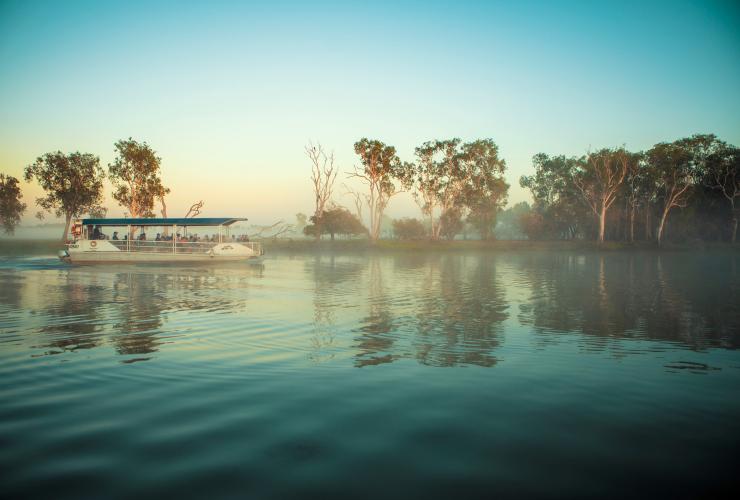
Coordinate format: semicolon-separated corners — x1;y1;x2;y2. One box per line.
61;240;263;265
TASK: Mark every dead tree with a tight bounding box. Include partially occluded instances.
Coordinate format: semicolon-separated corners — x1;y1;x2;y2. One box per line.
184;200;204;218
343;183;363;221
249;220;294;240
306;142;338;240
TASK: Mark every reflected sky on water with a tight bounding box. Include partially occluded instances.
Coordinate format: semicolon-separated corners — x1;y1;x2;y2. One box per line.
2;251;737;366
1;250;739;498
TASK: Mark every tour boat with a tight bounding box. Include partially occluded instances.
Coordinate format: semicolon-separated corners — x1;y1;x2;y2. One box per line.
59;217;263;264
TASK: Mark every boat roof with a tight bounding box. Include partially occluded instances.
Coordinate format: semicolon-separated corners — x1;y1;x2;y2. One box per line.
80;217;248;227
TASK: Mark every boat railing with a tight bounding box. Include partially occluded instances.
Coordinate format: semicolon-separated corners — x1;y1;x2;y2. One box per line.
86;239;262;255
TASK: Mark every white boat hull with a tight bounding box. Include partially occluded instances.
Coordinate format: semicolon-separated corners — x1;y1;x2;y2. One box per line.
61;240;262;265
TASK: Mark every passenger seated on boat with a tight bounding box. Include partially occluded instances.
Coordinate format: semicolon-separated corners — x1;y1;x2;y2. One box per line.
138;232;146;241
155;233;161;241
112;232;119;240
93;226;102;240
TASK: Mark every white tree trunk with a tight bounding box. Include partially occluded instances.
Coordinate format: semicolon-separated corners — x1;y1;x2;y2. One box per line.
61;213;72;242
598;207;606;244
657;207;669;247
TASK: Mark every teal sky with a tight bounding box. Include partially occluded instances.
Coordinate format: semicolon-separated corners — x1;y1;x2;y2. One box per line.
1;0;739;224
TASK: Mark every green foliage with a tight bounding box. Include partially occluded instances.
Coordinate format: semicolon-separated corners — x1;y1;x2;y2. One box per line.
496;201;531;240
304;206;366;240
644;134;725;244
520;134;738;243
520;154;588;239
108;138;169;218
703;144;740;242
460;139;509;239
403;138;509;240
352;138;404;241
0;174;26;235
392;218;426;240
24;151;105;240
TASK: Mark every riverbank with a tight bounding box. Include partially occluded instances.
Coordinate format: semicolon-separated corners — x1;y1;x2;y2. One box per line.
261;238;740;254
2;238;738;258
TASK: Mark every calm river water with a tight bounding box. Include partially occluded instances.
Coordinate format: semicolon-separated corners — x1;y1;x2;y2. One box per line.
1;247;739;498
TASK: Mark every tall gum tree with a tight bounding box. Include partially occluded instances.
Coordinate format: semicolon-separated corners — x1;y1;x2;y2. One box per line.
705;144;739;243
108;138;169;220
621;152;645;242
459;139;509;240
349;138;402;242
646;135;722;246
405;139;464;240
573;148;629;243
0;173;27;235
24;152;105;241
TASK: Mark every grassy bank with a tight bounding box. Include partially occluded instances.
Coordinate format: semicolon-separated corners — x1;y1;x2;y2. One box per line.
2;238;737;258
261;238;740;254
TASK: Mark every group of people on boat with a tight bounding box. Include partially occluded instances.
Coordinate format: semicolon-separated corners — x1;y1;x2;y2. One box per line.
87;225;249;244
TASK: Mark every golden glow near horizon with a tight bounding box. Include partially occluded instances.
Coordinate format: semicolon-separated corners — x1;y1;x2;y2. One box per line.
2;1;739;226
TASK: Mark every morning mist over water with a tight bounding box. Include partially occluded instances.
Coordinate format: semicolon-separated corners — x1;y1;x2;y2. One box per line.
1;248;739;498
2;0;740;498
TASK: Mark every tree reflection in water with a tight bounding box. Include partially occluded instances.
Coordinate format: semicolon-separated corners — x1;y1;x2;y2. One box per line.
354;257;397;367
26;265;260;362
412;255;508;367
305;256;365;363
35;275;108;355
351;255;509;368
517;253;740;351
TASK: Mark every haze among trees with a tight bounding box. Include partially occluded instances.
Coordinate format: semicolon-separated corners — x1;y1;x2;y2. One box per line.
8;132;738;245
519;134;739;245
0;174;26;235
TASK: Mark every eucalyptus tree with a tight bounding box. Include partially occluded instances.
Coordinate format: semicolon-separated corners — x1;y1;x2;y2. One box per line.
460;139;509;240
0;173;26;235
620;152;645;242
407;139;463;239
350;138;403;242
108;138;169;219
573;148;629;243
24;152;105;240
704;144;740;243
645;135;722;245
520;154;584;239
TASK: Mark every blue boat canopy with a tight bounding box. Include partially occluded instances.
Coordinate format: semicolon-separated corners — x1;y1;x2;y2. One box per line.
81;217;248;227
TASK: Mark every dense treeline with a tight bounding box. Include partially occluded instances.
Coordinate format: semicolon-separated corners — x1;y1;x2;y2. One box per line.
518;134;739;244
382;133;738;244
311;137;509;242
3;133;738;244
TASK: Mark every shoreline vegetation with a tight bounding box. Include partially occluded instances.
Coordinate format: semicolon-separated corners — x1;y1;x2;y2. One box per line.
2;135;738;246
2;238;738;258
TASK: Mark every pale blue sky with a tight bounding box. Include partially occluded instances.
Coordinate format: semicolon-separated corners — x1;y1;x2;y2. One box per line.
1;0;739;223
